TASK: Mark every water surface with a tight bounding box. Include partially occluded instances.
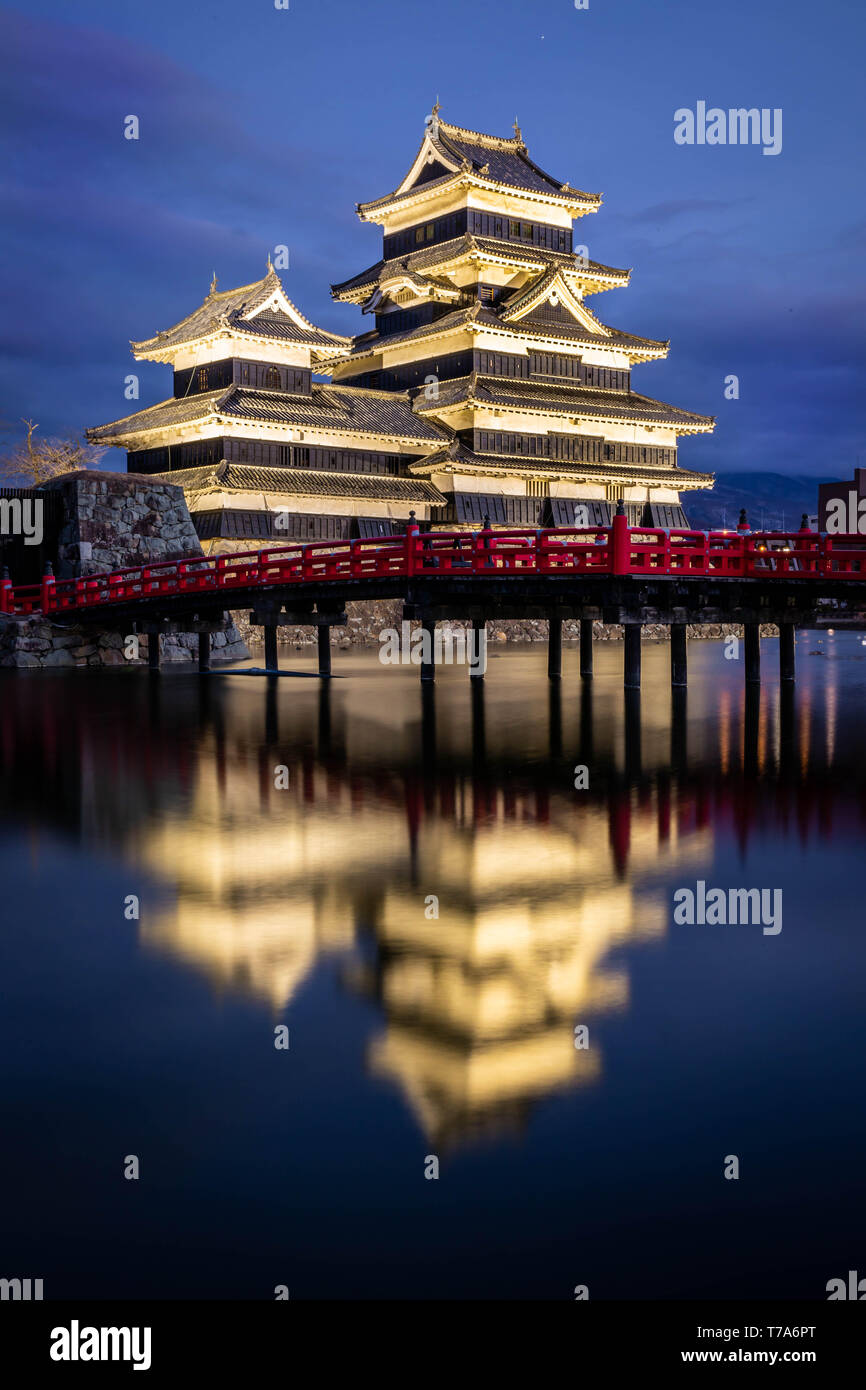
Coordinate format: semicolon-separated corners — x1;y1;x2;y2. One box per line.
1;634;864;1299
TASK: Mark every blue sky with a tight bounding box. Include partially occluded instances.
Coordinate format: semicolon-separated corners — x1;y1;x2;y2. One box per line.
0;0;863;478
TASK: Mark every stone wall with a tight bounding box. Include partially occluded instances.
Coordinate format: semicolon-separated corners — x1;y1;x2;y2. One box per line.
1;618;248;669
2;470;248;669
43;470;205;578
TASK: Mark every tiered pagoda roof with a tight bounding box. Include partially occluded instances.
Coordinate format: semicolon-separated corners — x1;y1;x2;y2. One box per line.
326;111;715;502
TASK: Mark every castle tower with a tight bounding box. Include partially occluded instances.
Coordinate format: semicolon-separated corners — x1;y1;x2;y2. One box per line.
328;113;715;527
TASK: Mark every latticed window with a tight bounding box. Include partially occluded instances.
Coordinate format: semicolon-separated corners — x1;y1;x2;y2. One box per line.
526;479;549;497
197;367;208;391
264;367;281;390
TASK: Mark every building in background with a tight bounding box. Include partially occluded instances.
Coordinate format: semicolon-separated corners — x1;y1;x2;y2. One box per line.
818;469;866;534
90;113;715;546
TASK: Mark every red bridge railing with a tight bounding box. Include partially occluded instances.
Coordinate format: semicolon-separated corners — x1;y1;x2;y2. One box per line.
2;521;865;618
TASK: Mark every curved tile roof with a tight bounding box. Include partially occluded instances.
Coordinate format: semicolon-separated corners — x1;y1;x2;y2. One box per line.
89;383;449;445
132;267;348;355
332;235;626;300
339;302;666;360
150;461;447;504
407;441;713;489
358;117;600;213
412;374;715;431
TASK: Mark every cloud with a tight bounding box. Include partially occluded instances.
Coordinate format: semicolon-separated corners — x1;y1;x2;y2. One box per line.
0;8;357;433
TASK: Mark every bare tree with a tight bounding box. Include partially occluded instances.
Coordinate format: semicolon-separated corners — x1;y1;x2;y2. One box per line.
0;419;106;486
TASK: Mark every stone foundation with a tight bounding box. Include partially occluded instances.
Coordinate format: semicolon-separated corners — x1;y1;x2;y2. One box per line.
43;470;205;577
2;469;249;669
1;615;248;669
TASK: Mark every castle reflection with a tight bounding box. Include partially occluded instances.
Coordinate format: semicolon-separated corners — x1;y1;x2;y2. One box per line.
0;650;856;1147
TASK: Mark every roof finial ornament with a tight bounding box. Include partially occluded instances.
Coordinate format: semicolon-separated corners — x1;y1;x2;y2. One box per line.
266;251;274;273
426;98;441;139
209;271;218;295
513;117;522;143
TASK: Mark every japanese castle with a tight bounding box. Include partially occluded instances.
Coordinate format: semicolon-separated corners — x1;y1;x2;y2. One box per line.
90;111;715;547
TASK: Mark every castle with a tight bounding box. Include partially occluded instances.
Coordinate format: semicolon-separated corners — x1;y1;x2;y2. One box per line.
90;111;714;550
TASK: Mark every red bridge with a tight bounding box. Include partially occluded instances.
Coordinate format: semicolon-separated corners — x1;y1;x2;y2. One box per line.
3;518;865;688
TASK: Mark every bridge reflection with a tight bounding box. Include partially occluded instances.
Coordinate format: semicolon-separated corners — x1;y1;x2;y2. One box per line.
0;661;859;1146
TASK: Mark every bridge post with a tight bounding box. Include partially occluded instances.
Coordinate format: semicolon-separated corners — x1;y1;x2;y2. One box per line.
779;624;795;682
317;625;332;677
671;688;687;771
264;624;279;673
670;623;687;687
547;611;562;680
624;689;642;776
579;618;593;679
197;631;210;673
420;619;436;683
744;623;761;683
624;624;641;690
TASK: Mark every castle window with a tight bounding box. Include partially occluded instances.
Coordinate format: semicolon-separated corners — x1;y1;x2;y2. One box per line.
197;367;208;391
509;220;520;237
426;223;435;240
264;367;281;390
415;227;425;243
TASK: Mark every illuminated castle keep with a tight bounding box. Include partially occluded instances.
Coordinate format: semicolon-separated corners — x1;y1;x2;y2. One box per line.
90;112;714;546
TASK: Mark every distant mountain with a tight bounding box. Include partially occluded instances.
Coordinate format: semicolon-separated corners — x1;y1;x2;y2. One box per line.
684;472;823;531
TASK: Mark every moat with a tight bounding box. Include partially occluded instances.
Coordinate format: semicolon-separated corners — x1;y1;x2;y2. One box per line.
1;637;864;1299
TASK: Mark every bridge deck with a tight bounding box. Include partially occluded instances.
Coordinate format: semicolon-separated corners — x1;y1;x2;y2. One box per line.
3;522;866;621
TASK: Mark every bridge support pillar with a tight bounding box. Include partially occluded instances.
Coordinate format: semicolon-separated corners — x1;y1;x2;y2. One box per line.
470;618;485;679
670;623;687;687
420;619;435;683
147;633;160;671
744;623;761;684
779;624;795;682
197;631;210;673
317;625;332;677
624;624;642;690
264;624;279;673
579;619;594;680
547;612;562;681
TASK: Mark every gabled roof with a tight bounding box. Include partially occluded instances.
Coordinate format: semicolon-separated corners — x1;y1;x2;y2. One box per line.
131;265;351;362
498;268;618;337
411;374;716;434
357;113;601;219
331;235;628;302
88;382;449;447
